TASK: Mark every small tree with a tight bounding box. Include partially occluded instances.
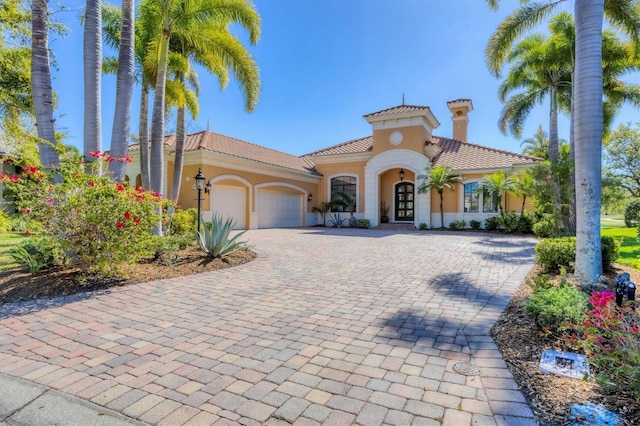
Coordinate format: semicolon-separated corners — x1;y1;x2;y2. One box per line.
332;190;356;227
312;201;333;227
510;173;535;218
418;166;461;228
481;171;515;216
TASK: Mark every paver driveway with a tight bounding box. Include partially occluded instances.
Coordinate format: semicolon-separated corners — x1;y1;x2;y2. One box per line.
0;228;538;425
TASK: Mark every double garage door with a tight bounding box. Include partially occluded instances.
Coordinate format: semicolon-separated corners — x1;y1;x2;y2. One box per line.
210;185;302;229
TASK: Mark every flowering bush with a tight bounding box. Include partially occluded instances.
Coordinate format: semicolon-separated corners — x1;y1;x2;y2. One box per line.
571;291;640;396
1;148;174;273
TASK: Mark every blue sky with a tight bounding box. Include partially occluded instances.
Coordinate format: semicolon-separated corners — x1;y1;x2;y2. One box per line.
50;0;638;157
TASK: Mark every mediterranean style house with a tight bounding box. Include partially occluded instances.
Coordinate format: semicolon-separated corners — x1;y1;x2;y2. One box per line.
125;99;539;229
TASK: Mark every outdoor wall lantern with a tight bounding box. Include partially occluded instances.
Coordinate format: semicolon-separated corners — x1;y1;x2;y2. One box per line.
307;193;313;203
399;168;405;182
194;168;206;233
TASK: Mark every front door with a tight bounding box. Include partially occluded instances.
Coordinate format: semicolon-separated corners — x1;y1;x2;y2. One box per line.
395;182;414;222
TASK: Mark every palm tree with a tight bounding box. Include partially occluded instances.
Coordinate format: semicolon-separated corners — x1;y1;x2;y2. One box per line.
521;125;549;159
108;0;135;182
573;0;604;282
331;190;357;227
31;0;60;171
510;173;535;218
83;0;101;168
418;165;462;228
145;0;261;204
312;201;333;227
481;171;515;216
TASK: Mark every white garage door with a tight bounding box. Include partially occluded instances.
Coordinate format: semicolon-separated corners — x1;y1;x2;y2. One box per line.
257;189;303;228
209;185;246;229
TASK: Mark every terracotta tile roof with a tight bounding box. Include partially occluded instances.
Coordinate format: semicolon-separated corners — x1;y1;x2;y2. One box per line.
130;131;321;176
305;136;373;156
446;98;472;104
304;134;538;170
431;136;539;170
363;105;435;119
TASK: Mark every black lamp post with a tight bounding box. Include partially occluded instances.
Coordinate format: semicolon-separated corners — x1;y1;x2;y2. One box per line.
194;168;206;233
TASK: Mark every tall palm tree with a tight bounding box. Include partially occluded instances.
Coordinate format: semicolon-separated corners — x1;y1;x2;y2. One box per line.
521;125;549;159
144;0;261;203
481;171;515;216
108;0;135;182
83;0;101;168
573;0;604;282
31;0;60;170
418;165;462;228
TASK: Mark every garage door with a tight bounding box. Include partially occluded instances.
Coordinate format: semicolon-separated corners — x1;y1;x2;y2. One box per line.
209;185;246;229
257;189;303;228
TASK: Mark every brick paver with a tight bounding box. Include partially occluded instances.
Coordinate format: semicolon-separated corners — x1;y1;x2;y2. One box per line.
0;228;537;425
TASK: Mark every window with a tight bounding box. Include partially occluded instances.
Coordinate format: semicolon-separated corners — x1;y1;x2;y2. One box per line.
464;182;479;213
464;182;498;213
330;176;356;212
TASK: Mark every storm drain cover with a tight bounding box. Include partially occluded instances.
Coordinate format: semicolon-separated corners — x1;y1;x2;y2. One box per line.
452;362;482;376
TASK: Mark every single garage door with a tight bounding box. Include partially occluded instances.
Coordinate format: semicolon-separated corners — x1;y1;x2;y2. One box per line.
209;185;246;229
257;189;303;228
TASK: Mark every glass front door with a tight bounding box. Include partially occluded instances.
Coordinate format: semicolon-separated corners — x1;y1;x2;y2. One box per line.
395;182;414;222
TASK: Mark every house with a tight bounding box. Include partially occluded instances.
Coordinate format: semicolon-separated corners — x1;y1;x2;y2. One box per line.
126;99;539;229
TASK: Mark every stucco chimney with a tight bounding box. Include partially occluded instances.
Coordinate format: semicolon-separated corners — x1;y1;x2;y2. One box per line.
447;99;473;142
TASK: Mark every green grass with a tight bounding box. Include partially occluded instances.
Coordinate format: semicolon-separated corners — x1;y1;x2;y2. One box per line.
0;233;25;270
602;227;640;269
601;215;626;228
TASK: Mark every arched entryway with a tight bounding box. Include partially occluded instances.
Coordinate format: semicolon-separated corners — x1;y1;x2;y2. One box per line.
394;182;415;222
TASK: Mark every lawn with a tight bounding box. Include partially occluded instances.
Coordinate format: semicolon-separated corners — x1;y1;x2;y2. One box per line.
601;214;626;228
602;227;640;269
0;234;24;270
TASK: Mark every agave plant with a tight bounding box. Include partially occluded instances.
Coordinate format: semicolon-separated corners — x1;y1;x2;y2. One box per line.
197;214;249;258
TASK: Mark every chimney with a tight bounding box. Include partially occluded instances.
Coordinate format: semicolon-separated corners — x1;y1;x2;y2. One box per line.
447;99;473;142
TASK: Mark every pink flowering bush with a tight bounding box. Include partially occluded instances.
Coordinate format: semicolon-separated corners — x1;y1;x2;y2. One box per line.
1;148;174;273
570;291;640;396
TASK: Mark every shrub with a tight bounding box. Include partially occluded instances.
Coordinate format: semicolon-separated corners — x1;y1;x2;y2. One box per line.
624;198;640;227
533;214;555;238
485;216;501;230
524;282;588;331
502;212;519;233
571;291;640;396
168;208;198;236
535;237;576;272
535;236;620;272
448;220;466;230
1;149;174;273
517;213;534;234
10;236;63;275
198;214;249;258
418;222;427;230
149;235;182;265
0;211;10;234
469;220;481;230
356;219;370;229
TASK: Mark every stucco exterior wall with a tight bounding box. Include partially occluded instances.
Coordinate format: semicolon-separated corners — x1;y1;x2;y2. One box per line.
372;125;429;156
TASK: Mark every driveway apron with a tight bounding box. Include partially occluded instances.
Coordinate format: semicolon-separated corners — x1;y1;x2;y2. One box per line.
0;229;538;425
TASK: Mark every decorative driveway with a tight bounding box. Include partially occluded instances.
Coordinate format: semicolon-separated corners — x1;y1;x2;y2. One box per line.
0;228;538;425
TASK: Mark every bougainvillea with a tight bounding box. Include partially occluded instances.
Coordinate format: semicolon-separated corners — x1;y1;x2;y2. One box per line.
1;147;174;273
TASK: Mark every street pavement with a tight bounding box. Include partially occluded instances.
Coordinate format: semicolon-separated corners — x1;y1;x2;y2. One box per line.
0;228;538;425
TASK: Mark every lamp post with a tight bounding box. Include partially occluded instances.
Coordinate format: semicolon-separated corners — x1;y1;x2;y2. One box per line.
194;168;206;233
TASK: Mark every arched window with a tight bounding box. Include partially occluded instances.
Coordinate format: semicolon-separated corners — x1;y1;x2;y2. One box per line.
330;176;356;212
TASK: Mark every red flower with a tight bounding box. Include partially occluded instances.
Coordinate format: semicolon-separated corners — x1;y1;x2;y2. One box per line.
116;183;125;191
117;154;133;164
23;208;31;214
133;217;141;224
124;212;131;220
106;156;116;163
89;151;103;158
116;222;124;229
23;231;31;236
3;158;14;165
632;326;639;333
88;181;95;187
22;166;38;174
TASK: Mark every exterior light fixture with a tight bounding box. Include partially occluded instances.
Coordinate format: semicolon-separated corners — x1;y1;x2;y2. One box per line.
399;168;405;182
307;193;313;203
194;168;206;232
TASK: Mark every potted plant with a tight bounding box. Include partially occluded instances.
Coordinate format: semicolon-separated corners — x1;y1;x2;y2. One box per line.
380;201;390;223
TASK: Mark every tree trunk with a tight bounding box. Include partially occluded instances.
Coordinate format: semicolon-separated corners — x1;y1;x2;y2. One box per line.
83;0;101;171
439;191;444;228
549;87;559;163
573;0;604;283
139;87;150;189
108;0;135;182
170;106;186;203
31;0;60;170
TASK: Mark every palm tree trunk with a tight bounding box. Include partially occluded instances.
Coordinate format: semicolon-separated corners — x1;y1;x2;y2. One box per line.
170;106;186;203
108;0;135;182
83;0;101;171
31;0;60;171
139;87;150;189
150;33;169;196
439;191;444;228
549;87;559;163
520;196;526;219
573;0;604;283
